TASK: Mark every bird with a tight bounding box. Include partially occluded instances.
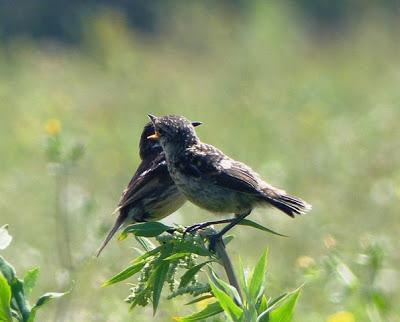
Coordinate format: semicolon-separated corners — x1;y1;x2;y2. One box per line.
96;120;202;256
147;114;311;242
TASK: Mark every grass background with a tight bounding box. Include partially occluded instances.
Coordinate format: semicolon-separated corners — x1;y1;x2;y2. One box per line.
1;2;399;321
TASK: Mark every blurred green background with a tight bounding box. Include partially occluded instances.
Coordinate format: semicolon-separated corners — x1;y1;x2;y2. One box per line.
1;1;399;321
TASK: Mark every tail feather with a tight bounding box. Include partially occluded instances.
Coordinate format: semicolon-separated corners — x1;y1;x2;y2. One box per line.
266;193;312;218
96;214;126;257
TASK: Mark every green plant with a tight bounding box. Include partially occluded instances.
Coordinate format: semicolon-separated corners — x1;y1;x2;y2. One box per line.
0;225;67;322
103;222;302;321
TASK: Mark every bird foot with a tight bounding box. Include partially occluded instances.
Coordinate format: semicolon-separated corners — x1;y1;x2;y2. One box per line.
207;233;223;252
183;222;210;238
183;218;236;238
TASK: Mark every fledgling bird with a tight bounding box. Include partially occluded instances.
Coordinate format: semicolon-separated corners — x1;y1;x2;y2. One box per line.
96;120;202;256
147;114;311;240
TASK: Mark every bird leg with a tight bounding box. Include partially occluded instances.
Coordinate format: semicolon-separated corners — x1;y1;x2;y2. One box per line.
183;218;236;236
208;210;252;251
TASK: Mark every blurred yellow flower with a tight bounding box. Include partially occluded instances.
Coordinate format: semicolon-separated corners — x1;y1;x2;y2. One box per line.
324;235;337;249
296;255;315;268
45;119;62;136
327;311;355;322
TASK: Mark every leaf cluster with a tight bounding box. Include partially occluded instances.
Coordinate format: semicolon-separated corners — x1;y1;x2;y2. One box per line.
176;251;301;322
0;225;67;322
103;223;215;314
103;222;301;321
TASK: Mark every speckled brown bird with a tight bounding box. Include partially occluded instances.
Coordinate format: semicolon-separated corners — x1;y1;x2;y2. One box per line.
96;120;202;256
147;114;311;240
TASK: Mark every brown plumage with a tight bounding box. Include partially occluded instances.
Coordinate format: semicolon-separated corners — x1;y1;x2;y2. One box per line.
147;114;311;237
96;121;201;256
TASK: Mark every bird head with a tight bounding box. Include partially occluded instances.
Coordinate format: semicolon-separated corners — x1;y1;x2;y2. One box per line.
139;122;163;160
147;114;201;154
139;121;202;160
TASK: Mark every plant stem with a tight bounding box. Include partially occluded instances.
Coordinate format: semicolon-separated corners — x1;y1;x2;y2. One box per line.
207;232;242;300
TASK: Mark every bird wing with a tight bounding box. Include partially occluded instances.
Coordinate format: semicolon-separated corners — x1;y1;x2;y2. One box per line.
115;155;170;212
213;160;266;195
187;144;270;196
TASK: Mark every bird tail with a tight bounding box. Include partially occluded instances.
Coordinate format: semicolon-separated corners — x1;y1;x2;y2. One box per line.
264;191;312;218
96;213;126;257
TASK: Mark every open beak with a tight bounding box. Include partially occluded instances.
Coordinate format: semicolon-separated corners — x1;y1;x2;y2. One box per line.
147;130;160;140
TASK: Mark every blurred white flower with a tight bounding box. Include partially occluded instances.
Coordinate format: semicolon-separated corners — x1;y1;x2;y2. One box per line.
0;224;12;250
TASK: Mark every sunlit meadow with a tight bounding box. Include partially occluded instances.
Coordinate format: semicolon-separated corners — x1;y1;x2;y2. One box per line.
1;3;399;321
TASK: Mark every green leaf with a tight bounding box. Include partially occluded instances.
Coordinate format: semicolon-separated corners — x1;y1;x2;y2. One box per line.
238;220;287;237
164;253;191;261
257;295;268;316
102;261;146;286
184;294;214;305
135;236;155;251
249;251;268;301
237;257;248;299
210;271;242;307
33;292;66;309
9;278;30;321
0;256;16;283
264;288;301;322
223;235;234;245
152;261;170;314
0;272;12;322
177;243;211;257
209;279;242;321
28;292;67;322
179;261;212;289
0;225;12;250
175;301;223;321
23;268;40;297
120;222;172;238
131;245;164;264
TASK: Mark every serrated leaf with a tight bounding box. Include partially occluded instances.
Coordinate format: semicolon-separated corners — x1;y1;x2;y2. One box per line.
209;279;242;321
23;268;40;297
152;261;170;314
175;301;223;321
120;222;172;238
0;225;12;250
179;261;212;288
0;272;12;322
238;220;287;237
249;251;268;300
102;261;146;286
